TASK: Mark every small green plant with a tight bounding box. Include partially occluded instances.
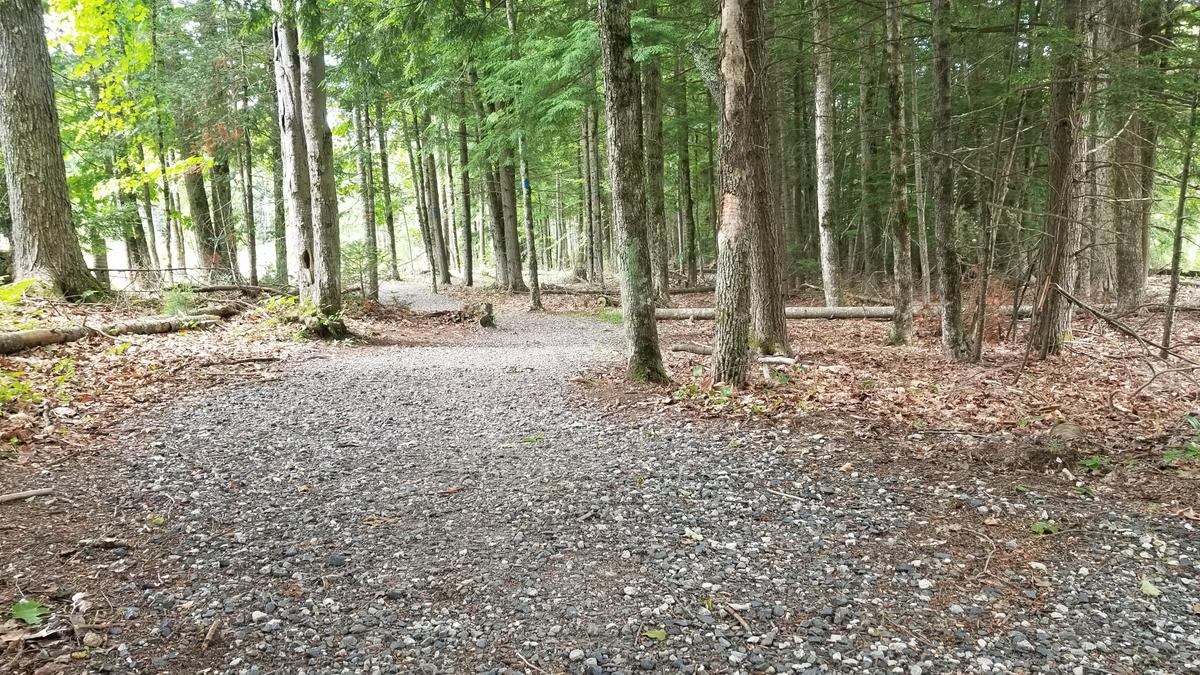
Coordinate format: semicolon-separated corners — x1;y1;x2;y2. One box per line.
161;286;197;316
643;628;667;641
1030;521;1060;536
10;598;50;625
597;307;622;325
1073;485;1096;497
1162;415;1200;467
0;371;41;407
0;279;36;306
1078;455;1110;473
1012;483;1030;494
521;434;546;444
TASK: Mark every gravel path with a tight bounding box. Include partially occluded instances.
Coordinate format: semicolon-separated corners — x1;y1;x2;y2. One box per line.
6;298;1198;674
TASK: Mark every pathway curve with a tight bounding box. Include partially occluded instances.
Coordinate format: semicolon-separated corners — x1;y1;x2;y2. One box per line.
4;290;1198;674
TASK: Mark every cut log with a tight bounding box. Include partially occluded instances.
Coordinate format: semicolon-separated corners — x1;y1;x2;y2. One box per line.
0;488;52;504
670;343;798;366
657;305;1039;321
0;314;224;355
658;306;896;320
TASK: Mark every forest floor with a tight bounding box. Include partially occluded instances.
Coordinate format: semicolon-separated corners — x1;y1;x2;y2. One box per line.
1;279;1198;674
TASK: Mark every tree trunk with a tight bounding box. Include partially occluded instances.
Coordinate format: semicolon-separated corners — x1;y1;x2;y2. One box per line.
239;131;259;287
271;6;313;293
676;56;698;286
374;102;399;281
268;78;288;283
136;146;162;277
589;101;605;287
642;10;671;306
597;0;668;384
419;114;451;286
1161;92;1197;357
355;105;380;300
0;0;98;298
884;0;913;344
1108;0;1145;313
457;92;473;286
812;0;842;306
909;61;931;302
499;155;525;290
1029;0;1084;358
857;23;879;279
183;161;221;273
931;0;969;360
297;1;343;325
210;159;240;282
404;118;437;292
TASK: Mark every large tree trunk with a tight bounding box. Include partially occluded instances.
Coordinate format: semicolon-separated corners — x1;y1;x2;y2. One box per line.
0;0;98;298
136;146;162;278
597;0;668;384
374;102;399;281
642;10;671;306
457;92;473;286
355;105;380;300
182;160;221;273
712;0;759;384
1107;0;1145;313
210;158;240;282
419;114;451;287
1029;0;1084;358
268;78;288;283
271;7;313;293
589;101;606;287
239;133;259;287
499;155;525;290
931;0;969;360
884;0;913;344
812;0;842;306
909;61;931;302
743;3;789;357
676;57;698;286
857;22;880;279
297;1;343;325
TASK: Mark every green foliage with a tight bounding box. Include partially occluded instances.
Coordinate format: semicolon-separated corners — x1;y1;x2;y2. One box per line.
597;308;622;325
1161;415;1200;467
643;628;667;641
0;372;42;407
0;280;36;306
1078;455;1110;473
1030;521;1060;536
10;598;50;625
161;286;196;316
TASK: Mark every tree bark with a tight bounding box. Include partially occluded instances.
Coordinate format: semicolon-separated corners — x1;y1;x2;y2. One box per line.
812;0;842;306
499;154;526;290
676;56;698;286
355;105;380;300
597;0;668;384
210;159;240;282
857;23;880;278
271;6;313;294
909;61;931;302
1161;92;1197;357
1107;0;1145;313
642;8;671;306
0;0;99;298
297;1;343;325
884;0;913;344
374;102;399;281
419;113;451;286
931;0;970;360
268;78;288;283
1029;0;1084;358
457;91;473;286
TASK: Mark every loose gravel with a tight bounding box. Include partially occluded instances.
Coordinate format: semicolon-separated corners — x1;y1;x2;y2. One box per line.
5;291;1198;674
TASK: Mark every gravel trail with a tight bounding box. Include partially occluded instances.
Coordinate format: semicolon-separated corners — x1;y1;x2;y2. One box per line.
7;297;1198;675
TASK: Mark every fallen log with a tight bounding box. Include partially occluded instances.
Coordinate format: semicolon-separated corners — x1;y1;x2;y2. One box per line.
658;306;896;320
670;343;798;365
0;314;224;355
0;488;52;504
657;304;1040;321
